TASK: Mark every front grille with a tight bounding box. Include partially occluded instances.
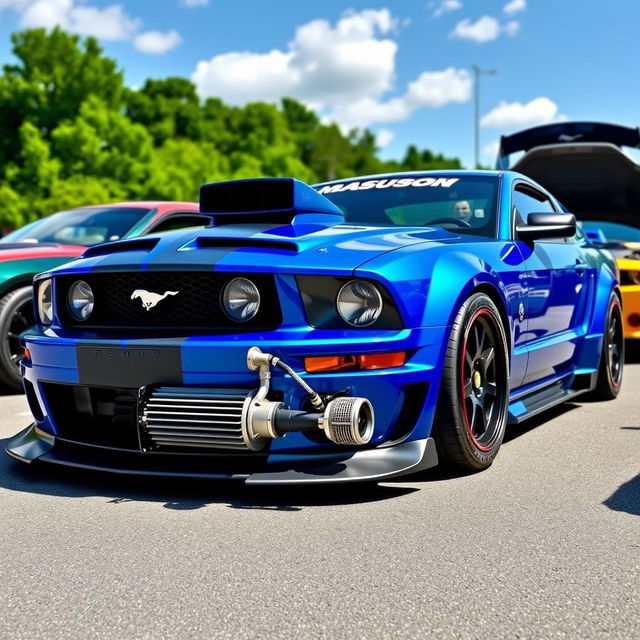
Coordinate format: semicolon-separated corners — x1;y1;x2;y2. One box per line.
43;383;140;450
142;387;251;451
56;271;281;332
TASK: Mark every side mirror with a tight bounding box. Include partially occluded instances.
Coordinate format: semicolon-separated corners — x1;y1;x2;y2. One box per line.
516;213;576;241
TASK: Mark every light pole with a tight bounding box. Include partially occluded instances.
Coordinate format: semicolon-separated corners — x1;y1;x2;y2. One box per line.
472;65;497;169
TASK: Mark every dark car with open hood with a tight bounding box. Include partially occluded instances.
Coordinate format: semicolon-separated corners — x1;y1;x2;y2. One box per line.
496;121;640;339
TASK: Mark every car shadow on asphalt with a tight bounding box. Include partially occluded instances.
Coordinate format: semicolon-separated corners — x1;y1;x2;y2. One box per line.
0;437;419;511
603;472;640;516
0;403;584;504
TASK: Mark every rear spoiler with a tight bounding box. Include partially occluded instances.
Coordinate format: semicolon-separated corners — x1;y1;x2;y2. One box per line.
496;122;640;168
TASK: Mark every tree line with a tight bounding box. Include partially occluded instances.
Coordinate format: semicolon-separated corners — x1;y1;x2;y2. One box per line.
0;28;462;229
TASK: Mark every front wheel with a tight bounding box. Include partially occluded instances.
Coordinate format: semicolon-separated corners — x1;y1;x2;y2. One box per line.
0;287;34;392
433;293;510;471
590;292;624;400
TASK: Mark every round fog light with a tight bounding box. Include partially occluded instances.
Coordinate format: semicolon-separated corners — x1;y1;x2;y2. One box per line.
337;280;383;327
68;280;94;321
222;277;260;322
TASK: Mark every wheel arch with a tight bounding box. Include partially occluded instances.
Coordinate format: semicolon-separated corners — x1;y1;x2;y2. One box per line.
468;282;512;356
0;276;36;300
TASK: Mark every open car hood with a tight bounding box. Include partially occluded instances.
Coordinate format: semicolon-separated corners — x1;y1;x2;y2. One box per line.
512;142;640;229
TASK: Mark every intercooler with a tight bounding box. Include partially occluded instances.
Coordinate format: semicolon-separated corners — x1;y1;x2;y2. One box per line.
141;387;253;451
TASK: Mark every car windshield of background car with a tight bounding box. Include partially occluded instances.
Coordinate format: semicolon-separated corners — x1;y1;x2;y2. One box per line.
1;207;151;246
319;175;499;238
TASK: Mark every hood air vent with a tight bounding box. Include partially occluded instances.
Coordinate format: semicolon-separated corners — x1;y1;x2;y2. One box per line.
83;237;159;258
192;237;298;252
199;177;344;228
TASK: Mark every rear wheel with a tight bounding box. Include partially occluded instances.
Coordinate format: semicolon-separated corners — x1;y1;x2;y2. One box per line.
0;287;33;392
433;293;510;470
591;293;624;400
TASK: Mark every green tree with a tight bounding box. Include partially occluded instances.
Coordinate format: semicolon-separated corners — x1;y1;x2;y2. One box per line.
125;77;204;145
0;27;123;166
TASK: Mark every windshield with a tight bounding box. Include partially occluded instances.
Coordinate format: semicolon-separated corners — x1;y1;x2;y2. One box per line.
1;207;151;246
583;221;640;243
316;175;499;238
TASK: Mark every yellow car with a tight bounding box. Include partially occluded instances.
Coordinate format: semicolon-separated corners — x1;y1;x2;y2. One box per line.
618;252;640;339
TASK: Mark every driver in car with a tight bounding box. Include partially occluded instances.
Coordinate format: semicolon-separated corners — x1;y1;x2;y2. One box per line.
452;200;472;223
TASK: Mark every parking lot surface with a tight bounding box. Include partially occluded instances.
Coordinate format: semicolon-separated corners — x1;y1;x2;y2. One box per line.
1;361;639;639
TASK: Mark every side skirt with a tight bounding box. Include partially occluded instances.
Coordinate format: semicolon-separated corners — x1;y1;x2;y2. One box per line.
507;371;597;424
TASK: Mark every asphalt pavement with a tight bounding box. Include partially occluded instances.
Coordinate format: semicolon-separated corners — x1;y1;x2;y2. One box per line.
1;357;638;639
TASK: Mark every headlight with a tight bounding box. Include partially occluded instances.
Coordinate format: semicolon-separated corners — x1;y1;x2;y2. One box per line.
36;279;53;325
222;277;260;322
68;280;94;321
336;280;383;327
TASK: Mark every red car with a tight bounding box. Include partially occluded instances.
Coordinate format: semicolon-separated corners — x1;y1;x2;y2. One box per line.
0;201;203;391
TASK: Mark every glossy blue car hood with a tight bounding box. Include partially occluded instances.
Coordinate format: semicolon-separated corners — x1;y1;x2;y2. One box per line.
47;222;461;277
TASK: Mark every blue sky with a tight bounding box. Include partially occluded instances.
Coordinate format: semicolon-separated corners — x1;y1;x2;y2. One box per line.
1;1;639;168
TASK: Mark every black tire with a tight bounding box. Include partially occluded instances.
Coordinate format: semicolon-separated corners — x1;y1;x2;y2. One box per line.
0;286;34;392
432;293;510;471
590;292;624;400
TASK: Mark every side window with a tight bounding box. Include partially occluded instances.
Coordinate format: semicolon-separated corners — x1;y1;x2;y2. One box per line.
147;213;208;235
512;185;564;242
513;186;555;220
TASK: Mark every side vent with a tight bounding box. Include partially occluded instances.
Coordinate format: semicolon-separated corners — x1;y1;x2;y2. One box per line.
83;237;159;258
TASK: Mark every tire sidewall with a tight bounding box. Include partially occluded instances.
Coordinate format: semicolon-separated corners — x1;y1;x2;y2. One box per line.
602;293;624;397
0;287;33;390
446;293;510;468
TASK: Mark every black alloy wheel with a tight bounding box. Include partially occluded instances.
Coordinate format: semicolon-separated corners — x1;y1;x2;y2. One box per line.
591;293;624;400
0;286;34;392
460;309;508;452
433;293;510;470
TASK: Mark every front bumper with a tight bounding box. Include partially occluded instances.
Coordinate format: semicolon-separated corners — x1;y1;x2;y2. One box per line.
6;423;438;484
11;325;448;483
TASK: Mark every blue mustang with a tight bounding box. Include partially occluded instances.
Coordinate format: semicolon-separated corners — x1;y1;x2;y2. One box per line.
6;171;624;484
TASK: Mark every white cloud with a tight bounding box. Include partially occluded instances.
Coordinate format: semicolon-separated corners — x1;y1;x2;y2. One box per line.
450;14;521;43
503;0;526;16
181;0;209;6
20;0;140;40
1;1;183;53
430;0;462;18
376;128;394;147
481;97;566;129
450;15;500;43
503;20;520;37
134;29;182;54
192;10;471;130
193;10;398;106
0;0;31;10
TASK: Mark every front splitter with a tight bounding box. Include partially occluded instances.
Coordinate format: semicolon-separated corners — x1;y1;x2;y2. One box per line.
6;423;438;485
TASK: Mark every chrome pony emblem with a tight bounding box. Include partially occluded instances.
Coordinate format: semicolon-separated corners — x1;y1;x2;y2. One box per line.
131;289;179;311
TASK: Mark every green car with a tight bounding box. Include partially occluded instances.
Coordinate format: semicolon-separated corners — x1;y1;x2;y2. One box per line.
0;201;202;391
